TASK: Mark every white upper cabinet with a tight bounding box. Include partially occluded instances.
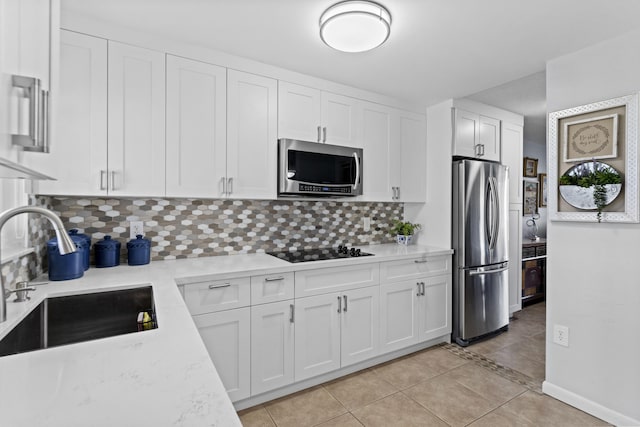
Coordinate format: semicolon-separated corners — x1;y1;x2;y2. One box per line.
30;30;107;195
278;81;322;142
278;81;360;146
399;110;427;203
166;55;227;198
361;101;396;201
452;108;501;162
226;69;278;199
501;121;524;204
321;92;361;147
108;41;165;197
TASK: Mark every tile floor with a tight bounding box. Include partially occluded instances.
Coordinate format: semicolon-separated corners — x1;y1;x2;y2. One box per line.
239;302;609;426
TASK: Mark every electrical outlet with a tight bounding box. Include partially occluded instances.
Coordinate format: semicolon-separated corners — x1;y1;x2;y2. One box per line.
363;217;371;232
553;324;569;347
129;221;144;239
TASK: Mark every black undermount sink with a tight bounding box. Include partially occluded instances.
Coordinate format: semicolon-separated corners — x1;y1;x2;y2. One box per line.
0;286;157;357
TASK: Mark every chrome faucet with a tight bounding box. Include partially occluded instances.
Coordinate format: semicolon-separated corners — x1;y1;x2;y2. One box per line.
0;206;77;322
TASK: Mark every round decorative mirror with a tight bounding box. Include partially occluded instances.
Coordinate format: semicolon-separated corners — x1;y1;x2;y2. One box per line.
558;161;622;210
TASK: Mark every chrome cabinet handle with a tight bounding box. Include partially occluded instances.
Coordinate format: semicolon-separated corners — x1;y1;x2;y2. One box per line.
264;276;285;282
337;295;342;313
41;90;49;152
227;177;233;195
289;304;294;323
100;170;107;190
421;282;426;296
110;171;116;191
221;177;227;195
481;144;485;156
391;187;396;200
414;259;428;264
343;295;347;312
322;127;327;143
317;126;321;142
396;186;400;200
416;282;421;297
208;283;231;289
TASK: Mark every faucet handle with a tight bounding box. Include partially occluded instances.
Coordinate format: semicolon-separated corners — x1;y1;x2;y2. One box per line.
5;281;37;302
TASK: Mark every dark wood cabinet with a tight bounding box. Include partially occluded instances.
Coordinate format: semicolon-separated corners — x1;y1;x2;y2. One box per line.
522;239;546;306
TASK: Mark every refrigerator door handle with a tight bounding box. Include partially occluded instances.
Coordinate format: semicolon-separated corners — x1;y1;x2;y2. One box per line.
468;266;509;276
491;176;500;250
485;179;495;249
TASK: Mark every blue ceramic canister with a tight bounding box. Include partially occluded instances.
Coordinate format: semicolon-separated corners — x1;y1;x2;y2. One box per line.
68;229;91;270
127;234;151;266
94;235;121;268
47;237;84;281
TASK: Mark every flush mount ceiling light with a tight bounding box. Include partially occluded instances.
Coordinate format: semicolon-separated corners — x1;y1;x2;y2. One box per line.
319;0;392;53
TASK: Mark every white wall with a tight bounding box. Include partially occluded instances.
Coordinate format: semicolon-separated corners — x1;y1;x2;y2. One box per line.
544;28;640;426
522;142;547;238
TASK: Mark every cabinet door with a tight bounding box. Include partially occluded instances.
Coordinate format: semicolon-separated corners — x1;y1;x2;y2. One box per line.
32;30;108;195
379;280;420;354
508;204;523;314
479;115;501;161
453;108;479;158
193;307;250;402
278;81;321;142
107;41;165;196
341;286;379;367
399;111;426;202
418;275;451;342
361;101;396;201
501;122;524;203
227;70;277;199
294;293;341;381
251;300;295;395
321;92;360;147
166;55;226;198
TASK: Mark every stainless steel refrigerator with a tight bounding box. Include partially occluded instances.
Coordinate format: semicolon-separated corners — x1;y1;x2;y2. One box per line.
452;159;509;346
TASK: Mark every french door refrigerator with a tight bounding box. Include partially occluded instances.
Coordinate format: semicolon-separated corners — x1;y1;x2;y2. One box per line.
452;159;509;346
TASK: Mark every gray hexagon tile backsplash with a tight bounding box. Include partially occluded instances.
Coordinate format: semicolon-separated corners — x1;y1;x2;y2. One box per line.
50;197;403;261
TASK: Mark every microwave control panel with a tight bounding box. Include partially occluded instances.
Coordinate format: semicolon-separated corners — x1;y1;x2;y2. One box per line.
299;184;352;194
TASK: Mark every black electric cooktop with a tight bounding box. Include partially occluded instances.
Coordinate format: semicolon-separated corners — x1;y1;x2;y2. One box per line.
267;246;373;263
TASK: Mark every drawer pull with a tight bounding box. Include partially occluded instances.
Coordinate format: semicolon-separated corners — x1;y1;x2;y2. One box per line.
337;295;342;313
414;259;428;264
264;276;285;282
208;283;231;289
289;304;295;323
343;295;348;312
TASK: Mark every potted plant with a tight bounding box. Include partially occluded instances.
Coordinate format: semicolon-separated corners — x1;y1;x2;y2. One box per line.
558;161;622;222
391;220;422;245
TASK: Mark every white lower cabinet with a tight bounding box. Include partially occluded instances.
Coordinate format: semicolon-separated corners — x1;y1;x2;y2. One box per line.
380;274;452;354
192;307;251;402
250;300;295;395
294;286;379;381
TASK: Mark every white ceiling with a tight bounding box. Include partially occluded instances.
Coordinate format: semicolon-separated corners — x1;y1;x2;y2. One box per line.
62;0;640;111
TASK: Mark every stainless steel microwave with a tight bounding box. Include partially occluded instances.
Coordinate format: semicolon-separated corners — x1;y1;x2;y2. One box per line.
278;139;363;197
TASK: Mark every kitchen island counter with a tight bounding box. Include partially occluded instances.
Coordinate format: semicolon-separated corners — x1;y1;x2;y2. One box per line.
0;243;451;426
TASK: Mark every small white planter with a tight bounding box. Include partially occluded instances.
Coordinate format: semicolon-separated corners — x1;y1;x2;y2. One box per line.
396;234;414;245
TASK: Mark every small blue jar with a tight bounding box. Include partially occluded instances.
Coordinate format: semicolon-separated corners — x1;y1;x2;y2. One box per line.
127;234;151;266
94;235;121;268
68;229;91;270
47;238;84;281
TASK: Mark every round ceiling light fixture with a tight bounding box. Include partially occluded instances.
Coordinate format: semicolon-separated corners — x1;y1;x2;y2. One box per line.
319;1;392;53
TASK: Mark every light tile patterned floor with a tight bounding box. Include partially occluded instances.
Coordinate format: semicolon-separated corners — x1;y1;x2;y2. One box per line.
239;302;610;427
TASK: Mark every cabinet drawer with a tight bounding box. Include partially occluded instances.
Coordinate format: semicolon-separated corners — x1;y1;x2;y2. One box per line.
536;245;546;257
522;247;536;258
295;264;379;298
183;277;250;315
251;272;295;305
380;256;450;282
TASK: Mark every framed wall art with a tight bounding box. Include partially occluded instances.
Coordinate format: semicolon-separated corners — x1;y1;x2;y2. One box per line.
548;93;639;223
538;173;548;207
523;157;538;178
523;181;539;215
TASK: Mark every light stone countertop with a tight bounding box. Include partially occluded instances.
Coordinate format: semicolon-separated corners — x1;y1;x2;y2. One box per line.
0;243;451;426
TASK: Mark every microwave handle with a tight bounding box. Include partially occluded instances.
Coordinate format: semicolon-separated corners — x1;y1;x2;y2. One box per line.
353;152;360;190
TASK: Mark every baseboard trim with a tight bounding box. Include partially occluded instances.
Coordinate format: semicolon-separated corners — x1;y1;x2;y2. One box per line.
543;381;640;427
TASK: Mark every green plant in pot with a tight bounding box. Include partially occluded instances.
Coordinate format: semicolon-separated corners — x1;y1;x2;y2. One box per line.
558;161;622;222
391;220;422;245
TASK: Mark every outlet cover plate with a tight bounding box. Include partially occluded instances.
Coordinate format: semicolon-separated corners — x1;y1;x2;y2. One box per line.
553;324;569;347
129;221;144;239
